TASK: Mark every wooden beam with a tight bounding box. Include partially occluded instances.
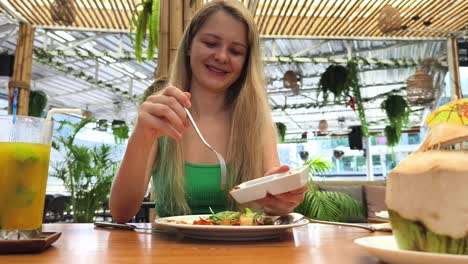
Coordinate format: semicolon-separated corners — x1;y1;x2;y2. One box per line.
447;37;462;100
8;23;35;116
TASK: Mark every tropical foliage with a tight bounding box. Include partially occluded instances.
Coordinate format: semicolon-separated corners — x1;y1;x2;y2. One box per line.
275;122;287;143
131;0;160;62
28;90;48;117
295;157;366;222
317;60;369;137
50;118;118;223
318;64;349;104
381;94;410;146
111;120;129;144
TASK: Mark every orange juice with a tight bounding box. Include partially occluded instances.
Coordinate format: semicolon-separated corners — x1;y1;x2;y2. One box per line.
0;142;51;234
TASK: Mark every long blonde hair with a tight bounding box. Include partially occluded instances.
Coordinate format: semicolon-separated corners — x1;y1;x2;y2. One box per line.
153;0;274;216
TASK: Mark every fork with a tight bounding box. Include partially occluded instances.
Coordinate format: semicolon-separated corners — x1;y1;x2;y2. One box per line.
308;218;392;232
167;83;227;190
270;213;306;225
166;82;227;190
184;107;227;190
94;222;175;234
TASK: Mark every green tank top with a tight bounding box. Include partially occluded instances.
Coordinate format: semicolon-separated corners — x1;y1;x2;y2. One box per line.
153;162;227;216
184;162;227;214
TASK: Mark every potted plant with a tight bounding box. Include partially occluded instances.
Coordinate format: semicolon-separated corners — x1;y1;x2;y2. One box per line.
383;125;399;147
50;118;119;223
96;119;108;131
318;61;369;136
275;122;286;143
318;65;349;104
381;94;410;147
295;157;366;222
28;90;48;117
131;0;160;62
111;120;129;144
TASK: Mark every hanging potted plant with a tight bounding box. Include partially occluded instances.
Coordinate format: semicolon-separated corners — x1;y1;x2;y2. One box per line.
318;64;349;104
28;90;48;117
319;61;368;136
112;120;129;144
96;119;108;132
131;0;160;62
384;125;400;147
381;94;410;147
275;122;286;143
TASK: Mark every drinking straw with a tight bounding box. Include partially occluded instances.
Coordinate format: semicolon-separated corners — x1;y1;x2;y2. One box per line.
45;108;82;121
12;87;18;124
40;108;82;143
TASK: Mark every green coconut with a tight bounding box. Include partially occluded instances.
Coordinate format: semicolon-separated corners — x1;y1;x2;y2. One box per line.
389;210;468;254
386;123;468;255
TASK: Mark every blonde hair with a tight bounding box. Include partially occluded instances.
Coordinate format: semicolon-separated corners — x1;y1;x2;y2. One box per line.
153;0;273;216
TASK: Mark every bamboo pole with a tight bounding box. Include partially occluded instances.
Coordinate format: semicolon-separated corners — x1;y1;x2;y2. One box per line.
447;37;462;100
8;23;35;116
156;0;204;79
183;0;191;29
156;0;169;78
168;0;183;68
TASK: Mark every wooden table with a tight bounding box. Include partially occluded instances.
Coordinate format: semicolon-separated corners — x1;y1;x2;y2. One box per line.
0;223;388;263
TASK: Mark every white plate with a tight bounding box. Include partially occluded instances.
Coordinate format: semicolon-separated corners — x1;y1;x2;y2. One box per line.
154;214;309;241
354;235;468;264
229;166;309;204
375;211;389;219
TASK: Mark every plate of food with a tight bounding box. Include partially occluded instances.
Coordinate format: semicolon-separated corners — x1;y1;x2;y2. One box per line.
154;210;309;241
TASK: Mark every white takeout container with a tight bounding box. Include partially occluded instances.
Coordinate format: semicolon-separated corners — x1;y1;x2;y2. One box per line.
230;166;310;204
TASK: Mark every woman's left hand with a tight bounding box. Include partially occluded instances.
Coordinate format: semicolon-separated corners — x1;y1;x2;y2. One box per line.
254;165;308;216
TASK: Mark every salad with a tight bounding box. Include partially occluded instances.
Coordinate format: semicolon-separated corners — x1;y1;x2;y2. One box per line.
193;208;273;226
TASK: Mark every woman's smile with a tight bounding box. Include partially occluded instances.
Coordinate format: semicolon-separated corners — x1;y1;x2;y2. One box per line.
205;64;230;78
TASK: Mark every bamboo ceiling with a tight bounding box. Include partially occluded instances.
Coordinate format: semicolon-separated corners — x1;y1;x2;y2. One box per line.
1;0;467;38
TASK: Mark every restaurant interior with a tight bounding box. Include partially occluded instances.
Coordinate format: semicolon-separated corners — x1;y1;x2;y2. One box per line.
0;0;467;263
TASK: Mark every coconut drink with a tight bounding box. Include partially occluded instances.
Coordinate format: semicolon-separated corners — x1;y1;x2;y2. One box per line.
386;123;468;254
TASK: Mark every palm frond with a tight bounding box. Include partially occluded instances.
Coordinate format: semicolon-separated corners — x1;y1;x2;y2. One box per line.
304;157;334;175
325;191;365;222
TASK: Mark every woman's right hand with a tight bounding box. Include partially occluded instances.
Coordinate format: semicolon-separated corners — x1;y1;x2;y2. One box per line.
136;85;191;141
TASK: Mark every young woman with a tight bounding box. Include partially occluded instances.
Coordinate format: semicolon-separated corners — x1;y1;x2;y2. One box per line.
110;0;307;223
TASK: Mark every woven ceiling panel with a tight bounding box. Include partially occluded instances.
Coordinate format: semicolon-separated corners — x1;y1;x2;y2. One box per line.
3;0;467;38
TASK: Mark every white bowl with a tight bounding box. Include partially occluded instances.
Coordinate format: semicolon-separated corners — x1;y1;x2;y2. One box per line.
229;166;310;204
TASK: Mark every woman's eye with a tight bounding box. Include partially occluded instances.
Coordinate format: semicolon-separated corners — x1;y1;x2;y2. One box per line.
230;49;244;56
204;42;217;47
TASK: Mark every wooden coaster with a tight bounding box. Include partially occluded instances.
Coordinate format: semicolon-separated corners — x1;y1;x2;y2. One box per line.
0;232;61;254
